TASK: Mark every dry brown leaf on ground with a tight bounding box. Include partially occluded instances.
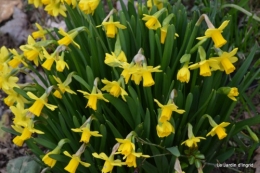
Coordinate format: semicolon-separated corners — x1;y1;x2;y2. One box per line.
0;7;31;46
0;0;23;23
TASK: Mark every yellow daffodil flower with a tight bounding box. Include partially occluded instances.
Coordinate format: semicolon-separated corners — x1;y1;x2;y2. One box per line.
42;151;57;168
130;65;161;87
57;28;80;48
227;87;239;101
101;79;128;101
97;15;127;38
71;124;102;143
92;152;125;173
53;73;76;99
125;151;150;167
115;138;135;157
27;91;57;117
154;99;185;122
177;63;190;83
42;139;70;168
156;121;175;138
181;124;205;148
10;105;30;127
104;51;127;67
189;59;219;77
0;46;9;70
142;8;166;30
197;20;229;48
78;0;100;15
4;89;28;107
210;48;238;74
142;14;161;30
78;87;109;111
217;87;239;101
56;52;69;72
12;120;44;147
20;36;42;66
64;151;90;173
206;115;230;140
8;49;27;68
44;0;67;17
120;63;139;84
32;23;46;40
41;47;55;70
0;65;19;92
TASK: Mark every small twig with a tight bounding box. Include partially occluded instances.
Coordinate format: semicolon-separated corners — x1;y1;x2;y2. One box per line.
135;137;165;150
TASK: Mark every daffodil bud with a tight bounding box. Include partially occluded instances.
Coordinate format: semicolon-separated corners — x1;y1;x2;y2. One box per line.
246;126;259;143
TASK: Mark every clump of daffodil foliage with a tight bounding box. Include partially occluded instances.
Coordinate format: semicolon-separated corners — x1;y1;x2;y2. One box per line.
1;0;259;173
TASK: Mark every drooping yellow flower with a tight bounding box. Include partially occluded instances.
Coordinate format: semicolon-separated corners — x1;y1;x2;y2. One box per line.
20;35;42;66
71;124;102;143
104;51;127;67
10;105;30;127
154;99;185;122
42;152;57;168
132;65;161;87
125;151;150;168
44;0;67;17
120;63;133;84
78;0;100;15
41;47;56;71
177;63;190;83
4;89;28;107
156;121;175;138
227;87;239;101
57;28;80;48
32;23;46;40
92;152;125;173
189;59;219;77
142;8;166;30
206;115;230;140
210;48;238;74
101;79;128;101
0;65;19;92
53;73;76;99
98;19;127;38
42;139;69;168
56;52;69;72
27;91;57;117
197;21;229;48
78;87;109;111
8;49;27;68
115;138;135;157
181;124;205;148
12;120;44;147
142;14;161;30
64;151;90;173
12;127;32;147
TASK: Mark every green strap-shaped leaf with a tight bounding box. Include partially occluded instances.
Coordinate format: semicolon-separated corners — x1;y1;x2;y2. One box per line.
105;120;123;138
104;94;135;129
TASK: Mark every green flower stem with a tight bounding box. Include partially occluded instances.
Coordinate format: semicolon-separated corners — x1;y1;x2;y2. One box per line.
135;137;165;150
185;14;208;54
221;4;260;22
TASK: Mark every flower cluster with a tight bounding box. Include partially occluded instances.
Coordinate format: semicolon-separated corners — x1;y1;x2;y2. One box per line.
0;1;249;173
